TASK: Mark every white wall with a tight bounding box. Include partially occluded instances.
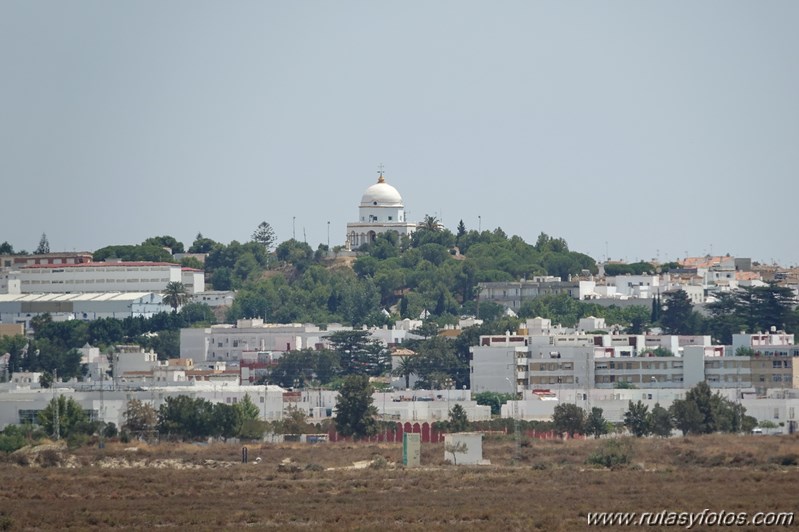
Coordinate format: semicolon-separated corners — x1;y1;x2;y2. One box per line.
18;263;182;293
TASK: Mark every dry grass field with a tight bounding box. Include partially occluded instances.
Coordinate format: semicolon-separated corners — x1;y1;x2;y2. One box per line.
1;434;799;531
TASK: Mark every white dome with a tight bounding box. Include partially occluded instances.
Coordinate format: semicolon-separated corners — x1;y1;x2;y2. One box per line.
360;180;403;206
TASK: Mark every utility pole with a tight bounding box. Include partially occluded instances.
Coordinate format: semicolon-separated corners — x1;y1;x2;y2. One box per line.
53;369;59;440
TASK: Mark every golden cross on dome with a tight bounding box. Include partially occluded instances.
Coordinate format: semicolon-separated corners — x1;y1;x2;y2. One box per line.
377;163;385;183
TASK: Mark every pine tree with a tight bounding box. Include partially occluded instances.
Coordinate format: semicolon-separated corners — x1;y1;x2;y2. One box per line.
334;375;378;440
456;220;466;241
34;233;50;255
252;221;277;252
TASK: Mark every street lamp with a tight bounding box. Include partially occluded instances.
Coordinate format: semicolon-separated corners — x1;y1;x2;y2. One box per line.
445;378;453;420
505;376;521;461
651;376;658;404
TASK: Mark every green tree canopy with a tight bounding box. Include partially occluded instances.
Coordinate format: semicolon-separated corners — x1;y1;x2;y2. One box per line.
34;233;50;254
251;221;277;252
648;403;672;437
123;399;158;440
162;281;190;311
38;395;91;439
327;330;387;376
623;400;651;437
448;403;469;432
659;289;700;335
552;403;585;438
669;381;751;435
93;244;174;263
585;407;609;439
334;375;378;440
142;235;184;254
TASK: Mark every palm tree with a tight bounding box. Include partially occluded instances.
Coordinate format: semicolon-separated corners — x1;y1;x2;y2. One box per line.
391;356;417;390
162;281;189;311
422;214;440;232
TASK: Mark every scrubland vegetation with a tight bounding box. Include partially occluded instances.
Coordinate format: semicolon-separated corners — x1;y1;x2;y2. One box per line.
1;434;798;530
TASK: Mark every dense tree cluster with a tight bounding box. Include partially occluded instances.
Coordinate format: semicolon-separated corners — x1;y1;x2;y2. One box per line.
669;382;756;435
518;294;651;331
654;286;798;342
620;382;757;437
154;394;262;441
0;304;216;383
223;224;599;327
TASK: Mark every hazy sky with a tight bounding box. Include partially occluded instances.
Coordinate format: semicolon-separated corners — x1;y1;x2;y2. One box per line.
2;2;797;266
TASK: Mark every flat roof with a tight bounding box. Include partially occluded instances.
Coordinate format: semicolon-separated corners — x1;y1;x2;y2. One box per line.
0;292;159;303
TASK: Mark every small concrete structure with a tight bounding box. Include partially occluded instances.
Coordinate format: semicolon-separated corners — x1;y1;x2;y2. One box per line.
443;432;486;465
403;432;421;467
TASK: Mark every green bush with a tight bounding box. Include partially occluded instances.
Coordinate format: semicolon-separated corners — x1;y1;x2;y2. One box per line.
0;431;26;454
587;439;633;468
66;432;89;450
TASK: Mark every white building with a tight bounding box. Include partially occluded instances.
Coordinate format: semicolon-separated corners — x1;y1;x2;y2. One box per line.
12;261;204;295
192;290;235;307
373;390;491;422
613;274;660;299
0;292;170;326
470;331;734;395
478;277;597;310
180;319;344;364
346;171;417;249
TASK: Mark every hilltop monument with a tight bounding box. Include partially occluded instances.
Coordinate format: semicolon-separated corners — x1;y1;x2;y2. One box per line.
346;166;417;250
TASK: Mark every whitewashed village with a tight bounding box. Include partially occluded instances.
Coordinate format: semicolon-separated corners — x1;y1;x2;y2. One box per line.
1;173;798;459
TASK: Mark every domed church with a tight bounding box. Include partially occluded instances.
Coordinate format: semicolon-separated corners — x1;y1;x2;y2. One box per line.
346;169;417;249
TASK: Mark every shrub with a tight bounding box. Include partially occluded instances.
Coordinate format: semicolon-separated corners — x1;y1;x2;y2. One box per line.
369;455;388;469
37;449;61;468
0;511;13;531
66;432;89;450
769;454;798;466
587;439;633;468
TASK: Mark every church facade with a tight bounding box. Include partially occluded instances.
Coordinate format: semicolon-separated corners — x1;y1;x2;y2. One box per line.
346;172;417;250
